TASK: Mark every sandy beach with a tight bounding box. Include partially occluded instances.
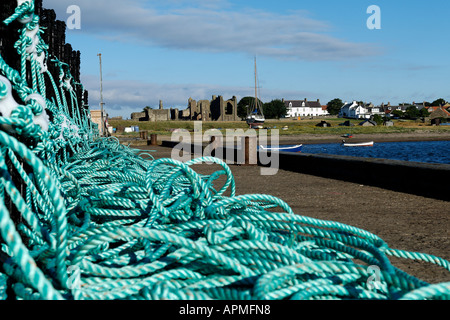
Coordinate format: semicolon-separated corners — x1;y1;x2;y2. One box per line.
131;131;450;285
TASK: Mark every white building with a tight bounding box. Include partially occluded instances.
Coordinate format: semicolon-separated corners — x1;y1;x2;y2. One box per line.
339;101;360;118
283;99;329;118
339;101;384;119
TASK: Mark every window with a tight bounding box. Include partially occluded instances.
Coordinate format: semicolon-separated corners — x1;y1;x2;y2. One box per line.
225;102;233;115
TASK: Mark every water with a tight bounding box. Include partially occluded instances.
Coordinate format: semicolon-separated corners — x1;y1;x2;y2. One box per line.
289;140;450;164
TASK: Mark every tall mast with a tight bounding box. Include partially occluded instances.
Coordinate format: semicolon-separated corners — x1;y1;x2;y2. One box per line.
254;56;258;106
254;56;263;117
98;53;105;136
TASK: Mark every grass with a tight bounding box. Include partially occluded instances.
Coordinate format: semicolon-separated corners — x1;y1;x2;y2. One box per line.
108;118;450;138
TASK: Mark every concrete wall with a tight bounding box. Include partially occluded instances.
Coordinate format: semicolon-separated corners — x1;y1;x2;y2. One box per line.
161;139;450;201
268;152;450;201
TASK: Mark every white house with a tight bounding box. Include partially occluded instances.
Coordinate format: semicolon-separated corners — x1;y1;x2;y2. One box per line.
283;99;329;118
339;101;359;118
339;101;383;119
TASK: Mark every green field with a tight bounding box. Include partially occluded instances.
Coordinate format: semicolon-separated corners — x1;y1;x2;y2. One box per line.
108;118;450;137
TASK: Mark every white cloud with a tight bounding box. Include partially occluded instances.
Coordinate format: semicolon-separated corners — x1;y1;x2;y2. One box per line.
82;74;315;118
40;0;378;117
42;0;379;61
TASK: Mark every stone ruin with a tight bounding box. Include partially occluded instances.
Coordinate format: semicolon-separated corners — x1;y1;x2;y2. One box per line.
187;95;238;121
131;96;239;121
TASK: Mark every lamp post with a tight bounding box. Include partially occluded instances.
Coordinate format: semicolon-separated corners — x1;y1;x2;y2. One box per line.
97;53;105;136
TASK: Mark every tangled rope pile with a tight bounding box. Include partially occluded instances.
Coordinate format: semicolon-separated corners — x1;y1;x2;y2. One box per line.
0;1;449;300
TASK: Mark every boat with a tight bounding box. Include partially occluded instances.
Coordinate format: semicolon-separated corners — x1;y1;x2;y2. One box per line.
342;140;374;147
246;57;265;127
259;144;303;152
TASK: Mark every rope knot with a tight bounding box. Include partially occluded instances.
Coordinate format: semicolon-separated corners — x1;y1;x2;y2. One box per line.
3;1;35;26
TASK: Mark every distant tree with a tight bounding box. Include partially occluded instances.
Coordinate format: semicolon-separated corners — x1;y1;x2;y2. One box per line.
326;98;344;115
419;107;430;117
372;114;383;125
431;98;446;106
263;99;287;119
391;110;404;118
405;106;420;119
237;96;264;119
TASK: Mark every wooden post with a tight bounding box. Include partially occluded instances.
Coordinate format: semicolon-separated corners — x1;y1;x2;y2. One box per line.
240;136;257;166
142;130;148;140
210;136;216;158
244;137;250;164
149;134;158;146
209;135;221;157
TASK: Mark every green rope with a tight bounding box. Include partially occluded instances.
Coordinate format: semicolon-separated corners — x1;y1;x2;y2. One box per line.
0;0;448;301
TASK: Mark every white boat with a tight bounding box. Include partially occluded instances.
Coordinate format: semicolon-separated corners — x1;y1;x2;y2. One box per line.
342;140;374;147
259;144;303;152
246;57;265;126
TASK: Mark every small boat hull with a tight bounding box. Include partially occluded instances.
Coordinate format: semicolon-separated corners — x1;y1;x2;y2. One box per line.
342;141;374;147
259;144;303;152
246;116;265;126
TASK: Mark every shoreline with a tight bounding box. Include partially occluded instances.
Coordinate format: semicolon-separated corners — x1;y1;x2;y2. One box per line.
130;131;450;146
278;132;450;145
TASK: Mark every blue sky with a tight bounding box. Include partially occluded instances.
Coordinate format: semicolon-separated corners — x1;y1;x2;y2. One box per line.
42;0;450;118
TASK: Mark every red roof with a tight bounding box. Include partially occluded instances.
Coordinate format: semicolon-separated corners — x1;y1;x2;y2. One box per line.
427;106;450;117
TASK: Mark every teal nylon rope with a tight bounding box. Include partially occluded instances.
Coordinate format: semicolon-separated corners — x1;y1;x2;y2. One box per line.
0;1;449;300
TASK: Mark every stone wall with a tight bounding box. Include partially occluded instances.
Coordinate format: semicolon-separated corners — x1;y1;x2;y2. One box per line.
129;95;239;122
131;112;146;120
188;95;238;121
148;109;170;121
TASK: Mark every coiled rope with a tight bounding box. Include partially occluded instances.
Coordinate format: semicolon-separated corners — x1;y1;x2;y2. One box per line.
0;0;449;301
